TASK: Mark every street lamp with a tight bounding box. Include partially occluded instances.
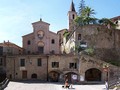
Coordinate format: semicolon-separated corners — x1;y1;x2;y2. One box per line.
103;64;109;90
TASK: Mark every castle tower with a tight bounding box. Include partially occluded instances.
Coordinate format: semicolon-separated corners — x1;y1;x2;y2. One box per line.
68;0;77;31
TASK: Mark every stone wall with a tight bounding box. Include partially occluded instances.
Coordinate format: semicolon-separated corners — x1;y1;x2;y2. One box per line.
75;24;120;62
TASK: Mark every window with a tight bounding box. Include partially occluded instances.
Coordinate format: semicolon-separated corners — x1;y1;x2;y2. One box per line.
38;46;44;54
20;59;25;66
27;40;31;45
0;46;3;55
0;58;2;65
37;58;42;66
27;51;31;54
69;63;77;69
50;50;55;54
78;34;81;40
51;39;55;44
72;14;75;19
52;62;59;68
38;42;44;54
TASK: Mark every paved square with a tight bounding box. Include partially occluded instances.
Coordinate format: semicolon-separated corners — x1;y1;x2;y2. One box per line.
4;81;106;90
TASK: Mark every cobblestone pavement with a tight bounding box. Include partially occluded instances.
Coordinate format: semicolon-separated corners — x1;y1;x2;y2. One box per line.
5;81;107;90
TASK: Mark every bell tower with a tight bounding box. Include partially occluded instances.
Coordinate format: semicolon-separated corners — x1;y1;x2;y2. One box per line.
68;0;77;31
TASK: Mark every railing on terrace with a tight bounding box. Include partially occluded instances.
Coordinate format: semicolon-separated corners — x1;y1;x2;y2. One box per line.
0;78;9;90
109;77;120;89
62;68;78;71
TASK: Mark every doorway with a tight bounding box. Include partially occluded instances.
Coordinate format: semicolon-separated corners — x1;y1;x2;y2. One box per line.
31;73;37;79
22;70;27;79
85;68;101;81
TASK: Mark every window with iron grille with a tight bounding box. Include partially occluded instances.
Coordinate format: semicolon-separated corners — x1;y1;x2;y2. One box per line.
20;59;25;66
37;58;42;66
69;63;77;69
52;62;59;68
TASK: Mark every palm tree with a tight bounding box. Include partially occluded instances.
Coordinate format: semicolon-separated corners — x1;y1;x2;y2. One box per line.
82;6;95;18
82;6;96;24
75;6;96;25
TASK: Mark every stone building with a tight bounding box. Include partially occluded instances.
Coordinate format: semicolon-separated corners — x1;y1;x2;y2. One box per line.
4;1;120;83
57;29;68;53
48;54;78;82
0;41;23;55
111;16;120;30
0;41;23;82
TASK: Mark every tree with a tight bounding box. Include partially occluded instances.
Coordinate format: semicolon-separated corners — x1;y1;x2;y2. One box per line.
75;6;96;25
78;0;86;16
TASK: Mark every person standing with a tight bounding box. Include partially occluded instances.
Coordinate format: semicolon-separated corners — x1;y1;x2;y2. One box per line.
105;81;108;90
64;75;69;88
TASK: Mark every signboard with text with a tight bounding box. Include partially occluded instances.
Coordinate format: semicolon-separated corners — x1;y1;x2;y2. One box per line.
72;75;77;80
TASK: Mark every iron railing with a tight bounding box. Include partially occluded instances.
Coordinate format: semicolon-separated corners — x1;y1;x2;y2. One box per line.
0;78;9;90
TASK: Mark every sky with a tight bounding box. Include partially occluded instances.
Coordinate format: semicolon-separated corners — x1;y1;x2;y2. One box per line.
0;0;120;47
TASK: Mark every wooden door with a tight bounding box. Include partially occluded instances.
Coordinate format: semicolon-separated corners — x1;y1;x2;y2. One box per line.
22;70;27;79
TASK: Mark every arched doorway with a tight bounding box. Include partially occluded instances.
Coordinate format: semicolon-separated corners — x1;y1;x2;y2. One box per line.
85;68;101;81
64;72;78;83
49;71;60;82
31;73;37;79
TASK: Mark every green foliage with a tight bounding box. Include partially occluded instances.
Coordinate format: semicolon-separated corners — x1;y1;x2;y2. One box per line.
108;60;120;67
74;16;85;26
99;18;117;29
82;6;95;18
84;48;94;56
63;31;70;40
75;45;79;52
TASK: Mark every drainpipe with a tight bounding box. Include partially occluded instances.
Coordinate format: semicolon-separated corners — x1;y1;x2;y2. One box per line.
46;55;49;81
14;59;15;79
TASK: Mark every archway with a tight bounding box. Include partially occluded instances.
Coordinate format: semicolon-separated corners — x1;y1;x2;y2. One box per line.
64;72;78;83
49;71;60;82
31;73;37;79
85;68;101;81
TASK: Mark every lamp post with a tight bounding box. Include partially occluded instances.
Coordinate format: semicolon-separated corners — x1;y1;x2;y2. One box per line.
103;64;109;90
